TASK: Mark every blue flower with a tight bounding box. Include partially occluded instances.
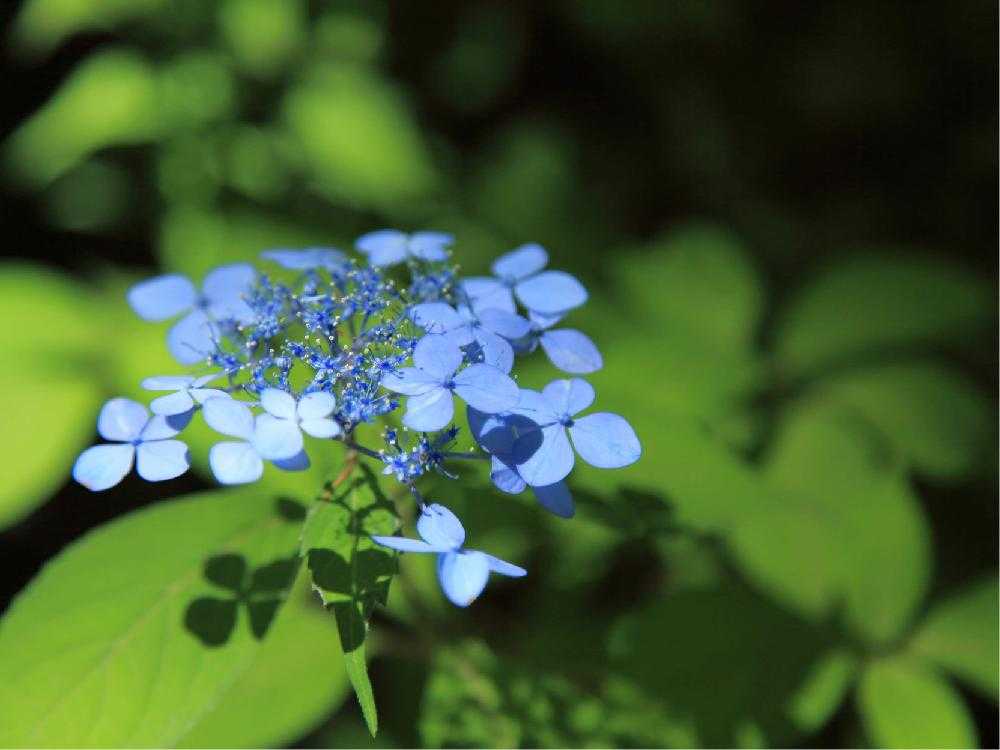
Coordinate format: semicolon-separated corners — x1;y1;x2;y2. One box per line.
409;302;530;373
253;388;342;462
127;264;257;365
380;335;519;431
515;311;603;374
73;398;190;490
467;401;575;518
372;503;526;607
141;373;228;416
355;230;453;267
260;247;348;271
509;378;642;486
460;243;588;316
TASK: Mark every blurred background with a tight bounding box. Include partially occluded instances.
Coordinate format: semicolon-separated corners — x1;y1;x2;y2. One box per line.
0;1;996;747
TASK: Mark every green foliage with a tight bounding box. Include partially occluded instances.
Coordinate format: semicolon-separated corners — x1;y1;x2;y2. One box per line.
858;657;978;749
909;576;999;700
0;489;306;746
300;464;400;736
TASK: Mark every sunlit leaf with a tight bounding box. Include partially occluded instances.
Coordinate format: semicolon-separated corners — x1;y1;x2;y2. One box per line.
218;0;305;78
0;489;306;746
909;576;999;700
10;0;165;57
811;360;993;481
858;656;978;749
774;253;992;378
301;464;400;736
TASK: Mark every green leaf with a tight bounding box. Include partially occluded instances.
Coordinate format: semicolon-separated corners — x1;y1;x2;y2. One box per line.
218;0;306;78
608;583;844;746
774;253;992;378
0;489;307;747
909;576;999;700
300;464;400;736
178;567;351;748
858;656;978;749
729;402;932;645
811;361;994;481
10;0;165;57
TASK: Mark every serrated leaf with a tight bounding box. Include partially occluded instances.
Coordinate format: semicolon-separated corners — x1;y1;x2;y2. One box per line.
301;463;399;736
774;253;992;378
729;402;931;645
858;656;978;749
812;361;993;481
0;489;307;747
909;576;999;700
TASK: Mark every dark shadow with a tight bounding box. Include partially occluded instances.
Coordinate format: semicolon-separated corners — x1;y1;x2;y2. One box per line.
276;496;308;521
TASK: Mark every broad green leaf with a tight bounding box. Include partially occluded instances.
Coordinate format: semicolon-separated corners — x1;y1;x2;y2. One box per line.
729;402;931;644
218;0;306;78
608;583;843;746
812;361;993;481
615;224;764;356
10;0;164;57
301;464;400;736
774;253;992;378
858;656;977;749
178;568;351;748
0;489;307;747
788;648;859;733
282;65;438;209
4;49;159;187
420;640;691;748
909;576;999;700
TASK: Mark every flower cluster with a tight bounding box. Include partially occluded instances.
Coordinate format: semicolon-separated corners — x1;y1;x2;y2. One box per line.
73;231;641;606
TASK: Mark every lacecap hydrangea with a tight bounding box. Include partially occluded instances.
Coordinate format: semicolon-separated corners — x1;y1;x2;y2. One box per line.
73;231;641;606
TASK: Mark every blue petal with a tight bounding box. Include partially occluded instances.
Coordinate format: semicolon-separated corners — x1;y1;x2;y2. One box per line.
190;388;229;405
209;441;263;484
382;367;441;396
97;398;148;442
402;387;454;432
272;449;311;471
371;535;437;553
467;408;515;454
477;308;531;340
142;375;195;391
135;440;189;481
300;417;341;439
412;334;463;379
528;310;563;329
127;274;196;321
297;391;336;420
417;503;466;550
532;482;575;518
471;329;514;373
167;309;215;365
509;388;560;426
569;413;642;469
73;444;135;491
203;398;255;440
491;243;548;281
453;364;519;413
515;270;588;314
409;302;464;335
460;277;515;314
202;263;256;322
253;414;303;461
140;413;189;441
542;378;595;417
491;456;526;494
437;550;490;607
482;553;527;578
408;231;453;261
514;423;574;486
260;388;297;419
260;247;347;270
149;390;195;416
540;329;603;374
356;229;408;266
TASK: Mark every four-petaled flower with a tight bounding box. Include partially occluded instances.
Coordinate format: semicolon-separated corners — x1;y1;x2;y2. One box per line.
356;230;453;267
260;247;349;271
372;503;526;607
142;373;228;416
409;301;530;374
510;378;642;486
127;264;256;365
380;335;519;431
460;243;588;316
254;389;342;461
73;398;190;491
